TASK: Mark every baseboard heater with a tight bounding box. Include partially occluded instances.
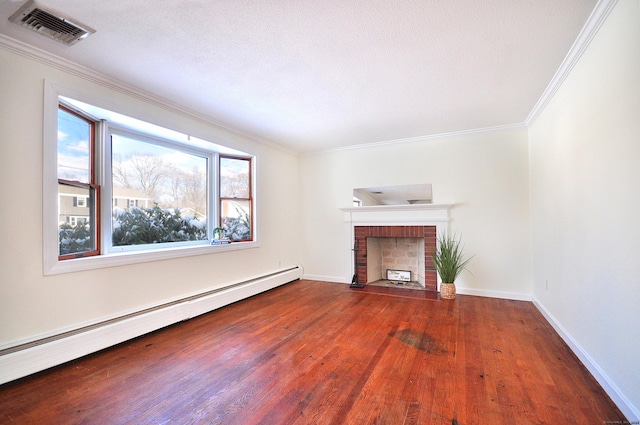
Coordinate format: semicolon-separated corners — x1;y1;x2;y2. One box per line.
0;266;302;385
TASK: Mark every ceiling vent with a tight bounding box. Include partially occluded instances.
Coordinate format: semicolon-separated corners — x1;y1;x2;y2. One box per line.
9;0;95;46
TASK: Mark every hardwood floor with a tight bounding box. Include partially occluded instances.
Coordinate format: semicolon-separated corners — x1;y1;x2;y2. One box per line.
0;280;626;424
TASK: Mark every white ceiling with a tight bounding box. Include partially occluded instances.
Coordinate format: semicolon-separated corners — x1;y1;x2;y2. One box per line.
0;0;598;153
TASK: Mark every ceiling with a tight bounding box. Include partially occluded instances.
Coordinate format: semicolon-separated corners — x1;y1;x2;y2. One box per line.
0;0;598;153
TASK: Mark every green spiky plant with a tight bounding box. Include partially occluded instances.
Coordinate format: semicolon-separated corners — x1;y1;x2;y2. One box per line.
213;227;226;239
431;233;472;284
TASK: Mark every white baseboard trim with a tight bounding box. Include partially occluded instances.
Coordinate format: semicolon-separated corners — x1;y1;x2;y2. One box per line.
532;297;639;422
302;277;532;301
0;266;302;385
302;273;350;284
456;287;531;301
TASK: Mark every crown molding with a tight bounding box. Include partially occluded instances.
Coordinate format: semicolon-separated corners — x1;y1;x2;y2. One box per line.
525;0;618;127
303;123;527;156
0;34;296;157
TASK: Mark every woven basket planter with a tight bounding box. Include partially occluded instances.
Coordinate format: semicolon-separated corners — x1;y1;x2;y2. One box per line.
440;283;456;300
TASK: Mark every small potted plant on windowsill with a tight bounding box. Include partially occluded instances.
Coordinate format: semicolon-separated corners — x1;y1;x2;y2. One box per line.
211;227;231;245
431;233;472;300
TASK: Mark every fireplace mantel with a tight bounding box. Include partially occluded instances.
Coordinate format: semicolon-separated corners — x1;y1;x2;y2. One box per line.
340;204;453;288
341;204;453;226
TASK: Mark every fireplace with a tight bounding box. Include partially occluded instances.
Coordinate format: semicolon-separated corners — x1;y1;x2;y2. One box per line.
355;225;437;290
341;204;452;292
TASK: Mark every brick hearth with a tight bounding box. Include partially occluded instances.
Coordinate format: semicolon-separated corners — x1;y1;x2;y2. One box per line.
354;225;437;291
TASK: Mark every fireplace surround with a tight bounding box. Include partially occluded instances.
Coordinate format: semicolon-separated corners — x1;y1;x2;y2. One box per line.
341;204;452;291
355;225;436;289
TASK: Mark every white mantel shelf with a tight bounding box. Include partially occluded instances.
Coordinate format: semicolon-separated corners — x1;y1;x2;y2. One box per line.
341;204;453;226
340;204;453;213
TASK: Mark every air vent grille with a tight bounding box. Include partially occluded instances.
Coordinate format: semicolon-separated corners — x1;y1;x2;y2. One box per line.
9;0;95;46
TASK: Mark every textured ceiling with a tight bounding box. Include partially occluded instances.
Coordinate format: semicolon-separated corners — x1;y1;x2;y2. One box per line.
0;0;598;153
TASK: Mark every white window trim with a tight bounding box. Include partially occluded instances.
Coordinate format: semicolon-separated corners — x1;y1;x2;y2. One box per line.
43;81;259;276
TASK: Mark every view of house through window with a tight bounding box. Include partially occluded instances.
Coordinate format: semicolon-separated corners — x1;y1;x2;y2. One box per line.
55;98;254;261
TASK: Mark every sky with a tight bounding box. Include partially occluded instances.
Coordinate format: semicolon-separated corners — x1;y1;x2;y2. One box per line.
57;108;90;182
58;100;251;214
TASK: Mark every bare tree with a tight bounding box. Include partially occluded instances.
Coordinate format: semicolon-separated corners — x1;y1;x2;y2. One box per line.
166;165;185;206
181;166;207;217
128;154;168;200
112;149;207;216
112;153;133;189
221;172;249;198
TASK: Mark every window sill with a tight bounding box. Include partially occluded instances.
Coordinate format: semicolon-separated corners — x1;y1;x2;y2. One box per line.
44;241;260;276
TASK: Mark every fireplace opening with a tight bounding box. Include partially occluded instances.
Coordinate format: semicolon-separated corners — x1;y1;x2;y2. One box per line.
354;225;437;291
367;237;425;288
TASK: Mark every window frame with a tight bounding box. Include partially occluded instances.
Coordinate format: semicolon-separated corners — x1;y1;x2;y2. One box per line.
56;104;100;260
106;127;215;253
43;81;259;276
219;155;253;242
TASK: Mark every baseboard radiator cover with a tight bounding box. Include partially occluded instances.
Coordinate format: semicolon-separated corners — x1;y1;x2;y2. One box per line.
0;266;302;385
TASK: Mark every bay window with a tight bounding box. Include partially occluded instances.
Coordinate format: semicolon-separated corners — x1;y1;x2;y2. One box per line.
45;85;256;274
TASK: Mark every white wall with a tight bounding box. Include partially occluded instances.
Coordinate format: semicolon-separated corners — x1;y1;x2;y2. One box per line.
299;128;532;299
529;0;640;419
0;45;302;349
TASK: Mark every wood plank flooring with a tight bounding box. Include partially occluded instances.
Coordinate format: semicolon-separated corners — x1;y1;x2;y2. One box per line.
0;280;627;424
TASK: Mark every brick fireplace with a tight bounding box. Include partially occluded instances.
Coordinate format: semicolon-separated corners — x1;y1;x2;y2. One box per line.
342;203;452;292
354;225;437;290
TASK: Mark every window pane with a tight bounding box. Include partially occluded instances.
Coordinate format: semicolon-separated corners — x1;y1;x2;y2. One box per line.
57;108;91;183
111;134;208;246
221;199;251;241
58;183;97;256
220;157;250;198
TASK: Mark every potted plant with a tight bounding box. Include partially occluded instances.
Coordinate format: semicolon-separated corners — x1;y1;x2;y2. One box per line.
211;226;231;245
431;233;472;299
